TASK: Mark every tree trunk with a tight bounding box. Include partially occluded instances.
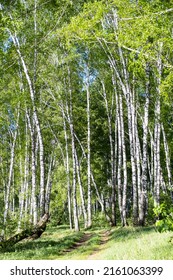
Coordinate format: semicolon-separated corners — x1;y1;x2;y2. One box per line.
67;67;80;232
45;155;55;214
117;93;123;224
86;64;92;228
10;30;45;218
0;214;49;250
102;80;116;226
161;123;172;196
153;44;162;208
119;92;128;226
62;104;73;229
26;110;38;225
4;108;20;226
139;65;150;226
74;147;88;228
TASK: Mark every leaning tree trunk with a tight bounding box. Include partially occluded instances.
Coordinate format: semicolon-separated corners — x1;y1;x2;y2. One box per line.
45;154;55;215
0;213;49;250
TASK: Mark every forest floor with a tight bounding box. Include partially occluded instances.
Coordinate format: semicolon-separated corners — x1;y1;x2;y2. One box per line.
0;225;173;259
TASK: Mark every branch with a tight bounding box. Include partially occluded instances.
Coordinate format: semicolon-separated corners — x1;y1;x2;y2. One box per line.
120;8;173;21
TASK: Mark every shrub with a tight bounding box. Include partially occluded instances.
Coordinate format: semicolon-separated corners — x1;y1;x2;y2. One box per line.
153;203;173;232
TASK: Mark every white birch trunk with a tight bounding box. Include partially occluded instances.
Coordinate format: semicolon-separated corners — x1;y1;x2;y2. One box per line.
139;66;150;225
45;155;55;214
26;110;37;225
102;80;116;225
119;92;128;226
74;147;88;228
71;128;79;231
117;93;123;224
4;108;20;226
18;153;24;231
161;124;172;190
153;44;162;208
9;30;45;217
111;11;138;224
86;65;92;228
62;104;73;229
67;67;80;231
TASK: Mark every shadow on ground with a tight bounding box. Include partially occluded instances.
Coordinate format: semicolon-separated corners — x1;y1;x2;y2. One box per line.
109;226;156;243
1;231;84;259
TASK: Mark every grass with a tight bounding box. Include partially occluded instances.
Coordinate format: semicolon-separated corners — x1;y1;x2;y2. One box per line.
0;225;84;260
91;226;173;260
0;225;173;260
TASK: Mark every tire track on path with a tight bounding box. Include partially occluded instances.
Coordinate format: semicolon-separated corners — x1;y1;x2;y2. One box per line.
87;229;111;259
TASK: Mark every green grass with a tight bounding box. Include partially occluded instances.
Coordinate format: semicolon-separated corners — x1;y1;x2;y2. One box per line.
0;225;84;260
0;225;173;260
58;229;103;260
90;226;173;260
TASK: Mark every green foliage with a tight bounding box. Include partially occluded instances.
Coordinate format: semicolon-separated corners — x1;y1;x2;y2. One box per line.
145;195;155;225
4;212;19;238
160;70;173;105
154;203;173;232
1;0;173;235
92;212;110;228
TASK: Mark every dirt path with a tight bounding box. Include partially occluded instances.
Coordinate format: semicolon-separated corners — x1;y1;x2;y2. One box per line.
87;229;111;259
62;233;93;253
61;229;111;258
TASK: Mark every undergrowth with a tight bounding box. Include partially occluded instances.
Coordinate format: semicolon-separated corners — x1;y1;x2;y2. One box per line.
0;225;173;260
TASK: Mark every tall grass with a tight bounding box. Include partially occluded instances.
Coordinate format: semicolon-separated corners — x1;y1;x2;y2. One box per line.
90;226;173;260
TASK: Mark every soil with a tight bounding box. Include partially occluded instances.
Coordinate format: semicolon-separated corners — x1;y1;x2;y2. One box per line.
62;229;111;258
87;229;111;259
62;233;93;253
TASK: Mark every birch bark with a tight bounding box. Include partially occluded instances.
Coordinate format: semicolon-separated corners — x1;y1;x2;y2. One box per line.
117;93;123;224
101;80;116;225
139;66;150;225
9;28;45;218
67;67;80;231
26;110;37;225
119;92;128;226
4;108;20;225
153;44;162;207
161;124;172;194
86;64;92;228
74;147;88;228
61;104;73;229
